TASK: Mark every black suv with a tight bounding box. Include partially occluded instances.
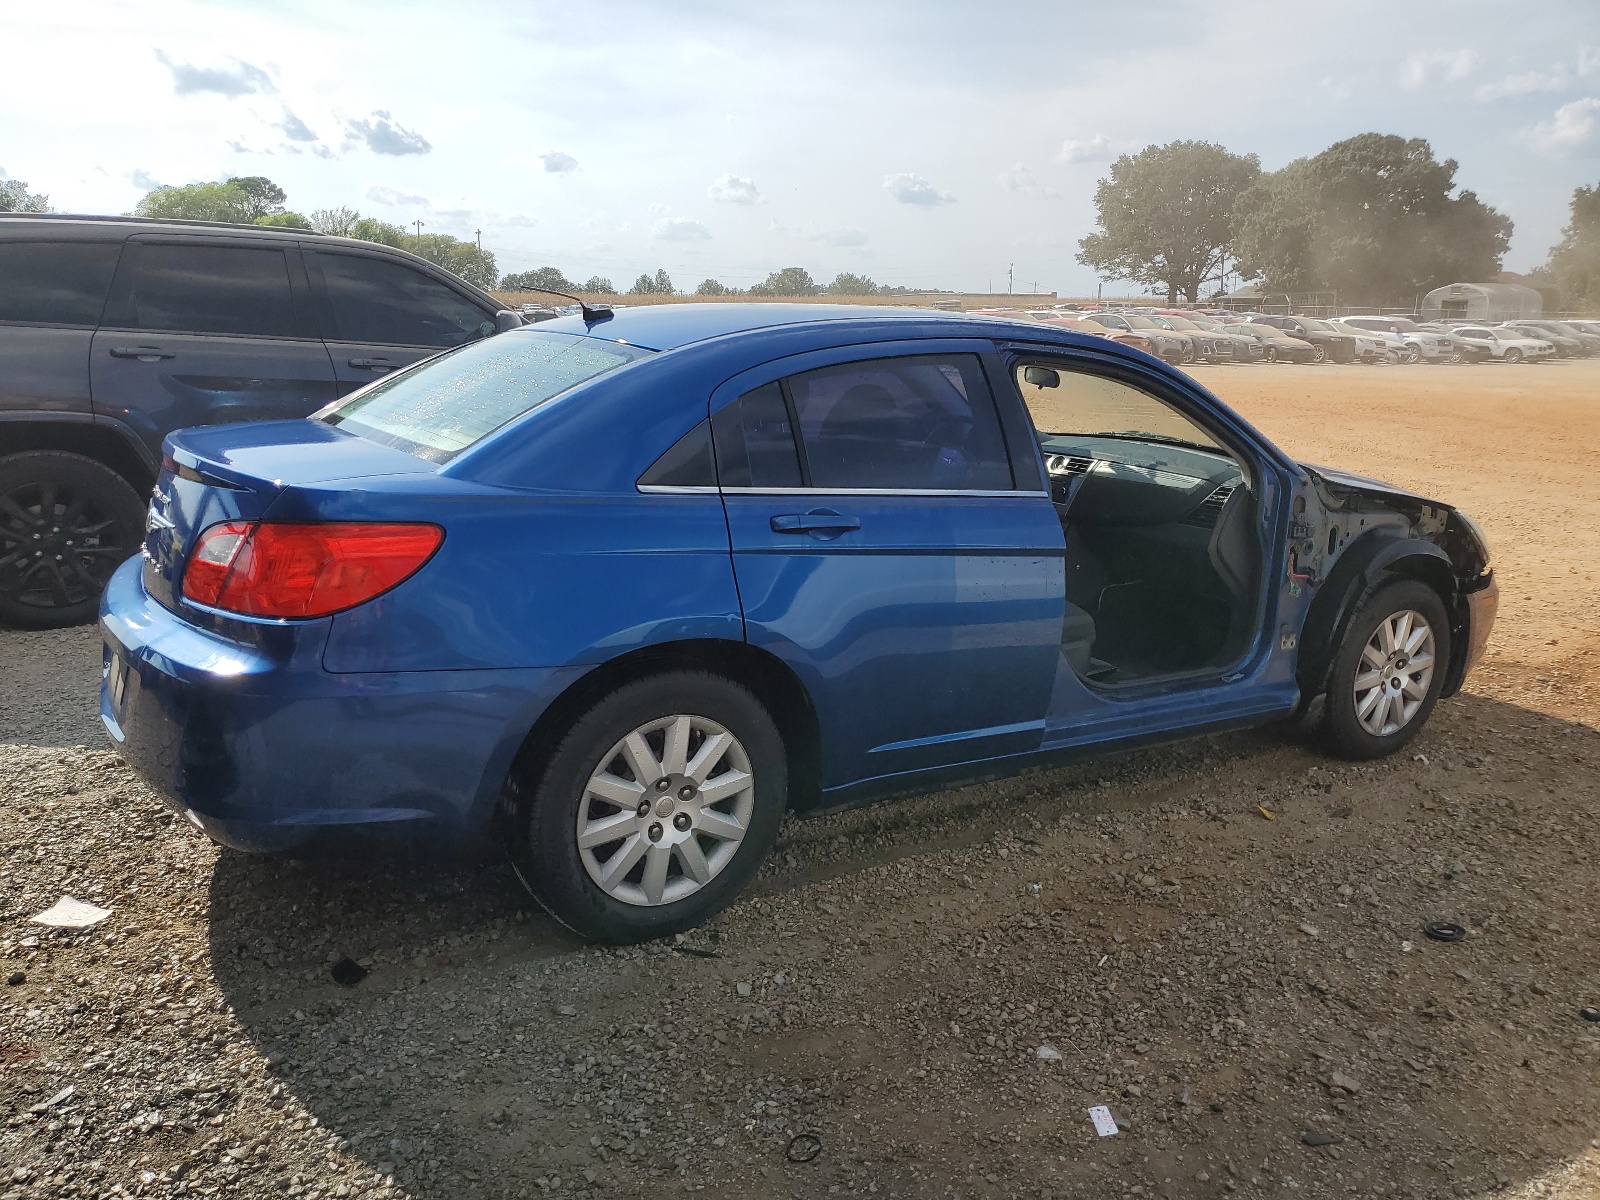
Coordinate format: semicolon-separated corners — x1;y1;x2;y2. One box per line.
0;214;521;627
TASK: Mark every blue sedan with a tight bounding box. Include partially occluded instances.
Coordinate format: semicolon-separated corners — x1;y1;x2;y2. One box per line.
100;304;1498;941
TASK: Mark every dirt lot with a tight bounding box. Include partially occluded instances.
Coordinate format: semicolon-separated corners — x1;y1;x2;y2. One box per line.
3;361;1599;1200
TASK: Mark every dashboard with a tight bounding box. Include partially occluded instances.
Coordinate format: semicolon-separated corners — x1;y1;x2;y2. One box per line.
1040;434;1246;528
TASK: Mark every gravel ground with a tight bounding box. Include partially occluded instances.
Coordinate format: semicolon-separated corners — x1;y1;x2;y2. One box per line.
3;362;1599;1200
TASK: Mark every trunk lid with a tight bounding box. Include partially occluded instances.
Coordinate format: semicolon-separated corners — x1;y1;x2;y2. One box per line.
142;419;435;614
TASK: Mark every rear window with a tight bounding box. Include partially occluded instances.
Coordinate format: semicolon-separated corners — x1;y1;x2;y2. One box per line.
0;241;122;326
319;330;651;463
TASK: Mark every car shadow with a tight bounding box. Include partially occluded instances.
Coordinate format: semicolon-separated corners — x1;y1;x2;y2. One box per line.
207;692;1600;1199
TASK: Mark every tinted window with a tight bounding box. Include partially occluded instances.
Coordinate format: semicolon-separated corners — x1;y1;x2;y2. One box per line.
639;419;715;488
320;330;650;463
712;382;802;488
108;243;297;337
0;241;121;326
786;355;1012;491
316;253;492;348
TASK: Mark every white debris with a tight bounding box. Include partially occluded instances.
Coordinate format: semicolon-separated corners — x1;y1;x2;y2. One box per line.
30;897;112;929
1088;1105;1120;1137
1035;1044;1063;1061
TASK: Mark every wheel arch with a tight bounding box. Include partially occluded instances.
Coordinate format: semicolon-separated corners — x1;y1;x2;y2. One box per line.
1296;534;1457;703
0;415;157;494
495;638;823;840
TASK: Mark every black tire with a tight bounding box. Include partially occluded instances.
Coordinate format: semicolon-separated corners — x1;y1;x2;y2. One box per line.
1400;347;1420;365
1504;348;1522;364
513;670;787;942
1264;346;1278;363
0;451;146;629
1310;343;1327;364
1320;579;1451;761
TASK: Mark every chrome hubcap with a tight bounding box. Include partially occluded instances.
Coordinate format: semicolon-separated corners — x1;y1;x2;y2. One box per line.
576;714;754;907
1354;609;1436;737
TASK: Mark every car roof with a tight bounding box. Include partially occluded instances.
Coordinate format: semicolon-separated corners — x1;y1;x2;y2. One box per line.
529;301;1078;352
0;212;328;240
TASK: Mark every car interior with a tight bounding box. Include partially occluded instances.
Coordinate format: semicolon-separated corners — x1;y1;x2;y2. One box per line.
1014;362;1262;685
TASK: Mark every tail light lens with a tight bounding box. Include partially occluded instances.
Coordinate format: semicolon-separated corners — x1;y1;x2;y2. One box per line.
182;522;444;618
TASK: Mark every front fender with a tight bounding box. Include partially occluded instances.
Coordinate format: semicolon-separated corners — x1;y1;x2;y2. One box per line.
1296;533;1455;702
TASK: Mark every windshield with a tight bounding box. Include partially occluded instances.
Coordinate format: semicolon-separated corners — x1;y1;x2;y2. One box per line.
319;331;652;463
1302;319;1337;332
1160;315;1199;330
1124;315;1162;330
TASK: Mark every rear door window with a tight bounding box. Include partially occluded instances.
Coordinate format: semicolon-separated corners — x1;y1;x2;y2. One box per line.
106;242;298;337
313;252;493;348
786;354;1013;491
0;241;122;326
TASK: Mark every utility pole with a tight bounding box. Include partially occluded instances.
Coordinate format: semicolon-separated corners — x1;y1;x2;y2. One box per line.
475;229;482;253
414;219;424;251
1008;263;1014;295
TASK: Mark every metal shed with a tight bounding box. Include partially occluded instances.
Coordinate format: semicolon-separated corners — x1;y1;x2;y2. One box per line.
1420;282;1543;322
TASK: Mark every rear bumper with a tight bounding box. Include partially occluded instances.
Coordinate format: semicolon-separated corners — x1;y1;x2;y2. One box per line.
99;556;565;853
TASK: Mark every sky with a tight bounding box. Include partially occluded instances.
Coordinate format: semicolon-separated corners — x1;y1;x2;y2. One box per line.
4;0;1599;296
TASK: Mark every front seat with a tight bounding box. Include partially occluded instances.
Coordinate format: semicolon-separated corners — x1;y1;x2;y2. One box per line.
1062;602;1096;674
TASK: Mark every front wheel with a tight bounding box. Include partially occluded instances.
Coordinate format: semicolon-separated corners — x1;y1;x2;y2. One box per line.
1320;579;1451;760
1264;346;1278;363
1504;348;1523;364
513;671;787;942
1400;347;1420;365
0;450;147;629
1310;343;1327;364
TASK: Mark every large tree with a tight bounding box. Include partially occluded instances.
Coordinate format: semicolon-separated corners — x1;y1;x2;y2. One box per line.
1077;141;1261;304
1233;134;1512;307
1539;181;1600;311
749;267;818;296
412;233;497;289
134;175;295;225
501;267;576;292
826;272;880;296
0;177;49;213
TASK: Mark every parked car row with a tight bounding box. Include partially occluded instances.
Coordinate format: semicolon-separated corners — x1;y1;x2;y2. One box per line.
1007;305;1600;366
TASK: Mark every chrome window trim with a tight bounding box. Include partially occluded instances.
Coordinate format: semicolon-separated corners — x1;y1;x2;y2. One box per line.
637;484;1049;498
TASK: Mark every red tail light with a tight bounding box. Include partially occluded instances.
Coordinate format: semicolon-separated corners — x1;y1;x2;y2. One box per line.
182;522;444;618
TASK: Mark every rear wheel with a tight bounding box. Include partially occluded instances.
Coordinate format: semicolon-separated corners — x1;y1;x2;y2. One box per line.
1264;346;1278;363
1320;579;1450;760
0;451;146;629
513;671;787;942
1504;348;1523;364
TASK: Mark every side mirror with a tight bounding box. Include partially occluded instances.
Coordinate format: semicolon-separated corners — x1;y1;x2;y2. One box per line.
494;309;525;333
1023;366;1060;389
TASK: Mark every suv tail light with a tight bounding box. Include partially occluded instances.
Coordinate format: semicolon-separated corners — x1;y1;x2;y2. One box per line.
182;522;444;618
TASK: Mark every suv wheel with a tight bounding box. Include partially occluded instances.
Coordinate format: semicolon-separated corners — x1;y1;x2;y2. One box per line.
1503;348;1523;364
0;451;146;629
513;671;787;942
1310;343;1327;364
1400;346;1420;365
1320;579;1450;760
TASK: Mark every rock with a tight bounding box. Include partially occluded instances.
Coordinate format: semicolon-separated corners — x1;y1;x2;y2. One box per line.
1035;1045;1063;1061
1301;1131;1342;1147
736;982;752;997
1327;1071;1361;1095
1298;923;1320;937
1580;1008;1600;1022
6;971;23;986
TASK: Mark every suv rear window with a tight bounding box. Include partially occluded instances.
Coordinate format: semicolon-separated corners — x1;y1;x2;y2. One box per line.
319;330;650;463
107;242;298;337
0;241;121;326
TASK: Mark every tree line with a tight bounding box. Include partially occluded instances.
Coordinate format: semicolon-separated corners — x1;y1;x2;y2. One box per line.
1076;132;1597;311
2;160;1596;310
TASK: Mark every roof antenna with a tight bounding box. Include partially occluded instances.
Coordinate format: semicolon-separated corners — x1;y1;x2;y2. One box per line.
521;287;612;324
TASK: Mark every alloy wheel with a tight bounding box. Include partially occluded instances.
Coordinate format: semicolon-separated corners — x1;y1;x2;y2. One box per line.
0;480;133;611
1505;348;1522;364
1311;344;1327;363
576;713;755;907
1353;610;1436;737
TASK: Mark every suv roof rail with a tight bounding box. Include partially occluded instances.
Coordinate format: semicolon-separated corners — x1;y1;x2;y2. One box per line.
0;212;327;235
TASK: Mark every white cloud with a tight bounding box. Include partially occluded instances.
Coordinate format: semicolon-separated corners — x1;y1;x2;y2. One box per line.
154;50;273;96
708;173;760;204
1581;45;1600;77
1476;67;1569;102
1400;49;1477;89
366;184;428;206
346;111;431;156
1000;162;1059;198
1525;97;1600;156
128;168;162;191
537;150;578;173
814;226;868;247
883;172;954;206
651;216;711;240
1056;134;1117;165
278;109;317;141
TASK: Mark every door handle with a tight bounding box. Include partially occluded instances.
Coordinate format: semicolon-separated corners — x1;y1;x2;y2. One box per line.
109;346;175;361
348;357;399;370
770;511;861;535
